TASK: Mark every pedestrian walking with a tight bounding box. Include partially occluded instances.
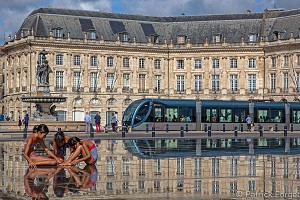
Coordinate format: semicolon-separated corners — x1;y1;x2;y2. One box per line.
84;112;91;133
94;112;101;133
23;114;29;131
246;114;252;132
18;116;22;130
110;112;118;133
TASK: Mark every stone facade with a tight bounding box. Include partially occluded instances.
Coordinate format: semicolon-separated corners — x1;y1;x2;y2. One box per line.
1;8;300;123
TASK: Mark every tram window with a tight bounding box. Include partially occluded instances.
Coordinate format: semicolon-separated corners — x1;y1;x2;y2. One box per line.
165;108;178;122
205;109;211;122
270;110;282;122
292;110;300;123
154;107;163;122
135;102;151;124
258;110;268;122
234;109;246;123
179;107;194;122
220;109;232;122
212;109;218;122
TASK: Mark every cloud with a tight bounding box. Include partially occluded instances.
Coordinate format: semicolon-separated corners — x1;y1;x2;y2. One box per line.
50;0;112;12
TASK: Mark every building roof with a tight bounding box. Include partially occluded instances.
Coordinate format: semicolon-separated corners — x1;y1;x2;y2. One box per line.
15;7;300;44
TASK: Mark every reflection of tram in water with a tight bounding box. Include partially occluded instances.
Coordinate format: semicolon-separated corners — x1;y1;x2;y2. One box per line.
124;138;300;159
122;98;300;131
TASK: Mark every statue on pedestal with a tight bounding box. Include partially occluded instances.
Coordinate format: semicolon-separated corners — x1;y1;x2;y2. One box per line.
36;50;52;85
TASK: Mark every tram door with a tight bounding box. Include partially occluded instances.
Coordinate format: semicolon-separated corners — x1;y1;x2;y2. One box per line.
106;111;118;127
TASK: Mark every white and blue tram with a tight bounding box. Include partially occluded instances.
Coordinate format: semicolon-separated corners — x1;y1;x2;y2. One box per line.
122;99;300;131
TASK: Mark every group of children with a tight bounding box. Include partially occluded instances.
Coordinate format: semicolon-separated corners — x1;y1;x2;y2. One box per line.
23;124;98;168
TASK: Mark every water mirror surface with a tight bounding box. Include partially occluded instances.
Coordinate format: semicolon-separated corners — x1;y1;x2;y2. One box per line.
1;138;300;199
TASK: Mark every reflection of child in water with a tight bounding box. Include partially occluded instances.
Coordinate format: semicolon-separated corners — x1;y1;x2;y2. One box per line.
24;167;60;200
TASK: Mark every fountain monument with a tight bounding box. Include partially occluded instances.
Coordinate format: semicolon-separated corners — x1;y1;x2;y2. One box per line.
21;49;66;121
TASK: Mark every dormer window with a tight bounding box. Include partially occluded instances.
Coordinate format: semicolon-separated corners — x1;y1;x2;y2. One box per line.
88;30;96;40
149;34;159;44
177;35;187;44
273;31;279;40
249;34;258;42
53;28;63;38
119;32;129;42
21;29;30;37
213;34;222;43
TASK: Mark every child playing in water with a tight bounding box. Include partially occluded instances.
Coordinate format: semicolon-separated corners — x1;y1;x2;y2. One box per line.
23;124;63;169
52;130;71;160
60;137;98;166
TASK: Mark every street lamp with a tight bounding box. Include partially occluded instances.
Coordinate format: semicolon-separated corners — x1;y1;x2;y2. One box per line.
73;106;76;121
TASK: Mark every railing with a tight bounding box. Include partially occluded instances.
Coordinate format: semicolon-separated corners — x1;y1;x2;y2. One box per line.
22;86;27;91
54;87;67;92
72;87;83;92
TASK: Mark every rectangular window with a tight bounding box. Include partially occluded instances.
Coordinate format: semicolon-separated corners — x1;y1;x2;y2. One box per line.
248;158;256;176
230;58;238;68
212;75;220;92
107;73;114;89
283;73;289;92
212;181;219;194
139;74;146;91
56;54;63;65
123;58;130;68
177;60;184;69
56;71;64;88
249;180;256;192
297;55;300;66
284;55;289;67
176;75;184;92
194;59;201;69
271;157;276;177
139;159;146;176
73;72;80;89
90;56;97;67
122;158;130;175
297;72;300;90
248;58;256;68
90;72;97;90
54;29;62;38
194;158;201;176
230;74;238;92
120;33;129;42
270;73;276;91
107;158;115;175
123;74;130;88
139;58;145;68
154;59;161;69
194;75;202;92
212;59;219;68
249;34;257;42
107;57;114;67
154;159;161;175
272;57;276;68
165;108;178;122
248;74;256;92
213;35;222;43
230;181;237;194
194;180;201;192
74;55;81;66
211;158;219;176
220;109;232;122
176;158;184;175
155;75;161;92
229;158;238;176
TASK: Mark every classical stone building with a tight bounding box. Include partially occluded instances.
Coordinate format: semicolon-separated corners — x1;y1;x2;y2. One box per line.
1;8;300;123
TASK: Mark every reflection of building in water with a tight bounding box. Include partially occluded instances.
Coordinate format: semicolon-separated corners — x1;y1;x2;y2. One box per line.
1;139;300;199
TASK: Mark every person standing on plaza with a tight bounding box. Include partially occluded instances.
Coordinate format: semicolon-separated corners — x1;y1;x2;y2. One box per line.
246;114;252;132
94;112;101;133
18;116;22;130
84;112;91;133
110;112;118;133
23;114;29;131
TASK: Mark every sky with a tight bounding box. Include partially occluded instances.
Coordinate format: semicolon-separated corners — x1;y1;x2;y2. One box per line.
1;0;300;45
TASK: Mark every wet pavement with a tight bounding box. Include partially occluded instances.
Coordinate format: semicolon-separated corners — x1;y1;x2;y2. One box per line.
1;138;300;199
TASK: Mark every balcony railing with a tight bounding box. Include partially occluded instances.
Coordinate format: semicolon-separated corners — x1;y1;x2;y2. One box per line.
138;89;149;93
192;89;203;94
89;87;98;92
22;86;27;91
122;86;130;93
72;87;83;92
15;87;20;92
247;89;257;94
54;87;67;92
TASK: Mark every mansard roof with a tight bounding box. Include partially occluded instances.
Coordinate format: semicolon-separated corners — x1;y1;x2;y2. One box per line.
15;7;300;44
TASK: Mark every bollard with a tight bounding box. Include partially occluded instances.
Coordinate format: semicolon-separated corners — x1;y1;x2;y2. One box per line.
146;124;149;133
58;127;62;131
259;125;263;137
223;124;225;132
291;124;294;132
122;127;126;138
284;125;287;137
152;126;155;137
208;126;211;137
185;124;188;132
234;126;238;137
23;128;27;139
166;124;169;132
204;124;207;132
275;124;278;132
241;124;243;132
181;126;184;137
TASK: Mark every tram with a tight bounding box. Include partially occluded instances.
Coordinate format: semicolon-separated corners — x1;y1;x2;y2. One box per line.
122;99;300;131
